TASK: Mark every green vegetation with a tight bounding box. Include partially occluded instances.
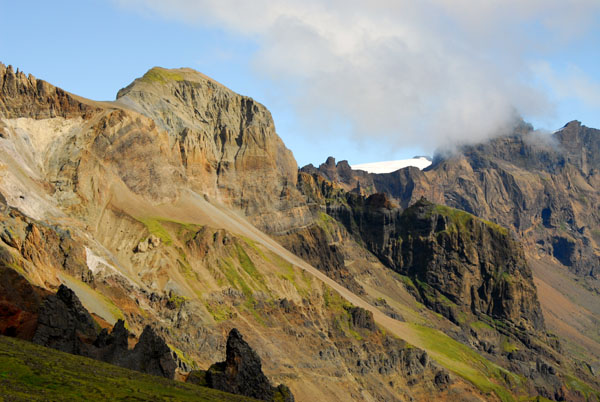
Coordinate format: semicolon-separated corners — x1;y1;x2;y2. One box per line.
470;321;494;331
411;323;526;402
241;236;267;261
432;204;473;229
136;216;204;247
176;246;199;281
168;343;197;370
235;244;263;283
168;294;187;310
140;68;185;84
564;374;600;400
396;273;417;290
322;286;352;312
218;251;268;326
431;204;509;236
138;217;173;246
270;250;311;297
315;212;338;239
205;302;235;322
0;335;254;401
324;286;367;341
221;259;253;299
501;337;519;353
519;397;554;402
187;370;208;386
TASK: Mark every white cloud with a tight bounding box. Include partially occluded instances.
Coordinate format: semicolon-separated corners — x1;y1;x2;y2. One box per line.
113;0;600;153
533;62;600;109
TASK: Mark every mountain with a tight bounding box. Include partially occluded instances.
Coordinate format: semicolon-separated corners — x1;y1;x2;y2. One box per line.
304;120;600;374
0;62;598;401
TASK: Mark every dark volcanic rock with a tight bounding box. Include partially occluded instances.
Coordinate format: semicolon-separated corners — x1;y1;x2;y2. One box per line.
395;199;545;332
93;319;130;364
125;325;177;379
205;328;294;402
348;306;376;331
30;285;177;379
32;284;98;354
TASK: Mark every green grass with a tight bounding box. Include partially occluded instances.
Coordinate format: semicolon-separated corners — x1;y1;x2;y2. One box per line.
431;204;509;236
315;212;338;239
0;335;256;401
205;302;235;322
564;374;600;400
136;217;204;248
138;218;173;246
270;250;311;298
168;294;187;310
470;321;494;331
140;68;185;84
240;236;268;261
411;324;525;402
168;343;197;370
396;273;417;290
501;337;519;353
235;243;263;283
221;259;253;298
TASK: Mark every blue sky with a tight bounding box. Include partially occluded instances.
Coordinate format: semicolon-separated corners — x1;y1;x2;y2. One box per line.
1;0;599;167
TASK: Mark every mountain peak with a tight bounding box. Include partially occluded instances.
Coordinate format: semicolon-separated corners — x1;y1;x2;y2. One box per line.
139;66;225;87
116;66;226;101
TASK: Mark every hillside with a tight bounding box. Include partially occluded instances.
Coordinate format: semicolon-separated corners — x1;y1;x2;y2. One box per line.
0;334;255;401
0;62;598;401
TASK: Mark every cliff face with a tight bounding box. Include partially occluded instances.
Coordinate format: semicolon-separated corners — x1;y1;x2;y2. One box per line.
297;172;546;332
116;67;309;233
395;200;544;333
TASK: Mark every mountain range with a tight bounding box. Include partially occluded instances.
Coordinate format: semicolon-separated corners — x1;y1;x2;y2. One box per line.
0;62;598;401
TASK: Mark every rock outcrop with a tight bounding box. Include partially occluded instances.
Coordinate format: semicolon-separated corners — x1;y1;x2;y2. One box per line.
0;63;99;119
395;199;545;332
204;328;294;402
126;325;178;378
31;285;177;379
32;284;99;354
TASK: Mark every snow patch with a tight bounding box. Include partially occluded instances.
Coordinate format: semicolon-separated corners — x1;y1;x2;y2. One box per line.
351;157;432;174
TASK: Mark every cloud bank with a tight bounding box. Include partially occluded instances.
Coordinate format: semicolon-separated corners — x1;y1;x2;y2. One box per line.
114;0;600;154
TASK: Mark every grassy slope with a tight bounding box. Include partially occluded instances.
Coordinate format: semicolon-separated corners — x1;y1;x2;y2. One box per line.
0;335;255;402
